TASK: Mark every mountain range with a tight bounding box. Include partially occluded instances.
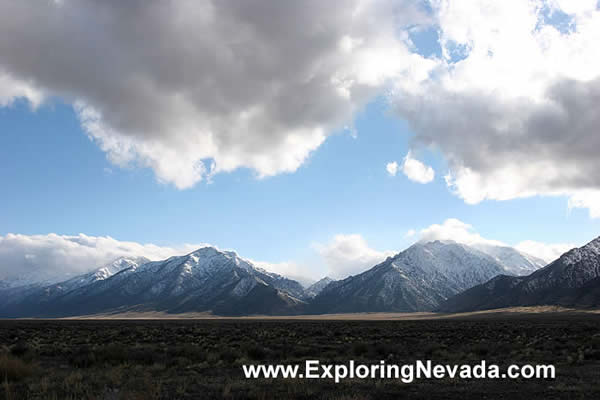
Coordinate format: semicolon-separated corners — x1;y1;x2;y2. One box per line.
0;239;556;317
438;237;600;312
307;240;544;313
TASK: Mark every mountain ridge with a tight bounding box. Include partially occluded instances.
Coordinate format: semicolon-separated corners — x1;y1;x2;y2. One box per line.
307;241;516;313
0;247;306;317
438;236;600;312
0;239;563;317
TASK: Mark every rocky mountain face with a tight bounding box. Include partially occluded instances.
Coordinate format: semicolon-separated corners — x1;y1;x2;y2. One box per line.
0;248;306;317
307;241;512;313
303;277;334;298
438;238;600;312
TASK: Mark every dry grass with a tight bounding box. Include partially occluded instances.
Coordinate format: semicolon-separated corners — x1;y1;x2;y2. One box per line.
0;354;34;382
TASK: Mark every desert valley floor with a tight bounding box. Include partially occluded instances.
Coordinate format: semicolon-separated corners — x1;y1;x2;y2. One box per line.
2;309;600;399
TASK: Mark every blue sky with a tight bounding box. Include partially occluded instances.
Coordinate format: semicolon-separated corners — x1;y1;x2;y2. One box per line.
1;1;600;281
1;97;598;275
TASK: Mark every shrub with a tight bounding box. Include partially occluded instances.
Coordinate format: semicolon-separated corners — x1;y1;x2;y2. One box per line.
0;354;34;382
245;344;268;361
69;346;96;368
219;348;240;364
352;343;368;357
166;344;205;362
10;342;29;357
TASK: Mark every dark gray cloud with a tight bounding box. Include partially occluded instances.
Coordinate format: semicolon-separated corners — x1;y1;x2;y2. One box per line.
0;0;431;187
3;0;598;218
398;78;600;190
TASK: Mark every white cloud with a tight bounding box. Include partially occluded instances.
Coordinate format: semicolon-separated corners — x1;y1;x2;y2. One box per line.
0;73;43;108
551;0;598;15
2;0;598;218
313;234;395;279
515;240;576;264
419;218;504;247
312;221;578;279
567;190;600;218
418;218;577;263
0;233;208;283
401;151;435;183
386;161;399;176
0;233;319;286
251;260;314;286
0;0;434;189
392;0;600;217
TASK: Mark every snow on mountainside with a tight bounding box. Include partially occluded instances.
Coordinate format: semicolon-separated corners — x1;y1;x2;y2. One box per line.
0;257;151;290
524;236;600;290
304;277;334;298
438;236;600;312
41;256;150;297
471;243;546;275
0;257;150;308
0;247;306;317
0;240;557;317
308;241;510;313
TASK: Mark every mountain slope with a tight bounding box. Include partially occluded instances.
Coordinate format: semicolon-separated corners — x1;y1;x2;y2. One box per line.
438;237;600;312
472;243;546;275
304;277;334;298
0;257;149;309
308;241;509;313
0;248;306;317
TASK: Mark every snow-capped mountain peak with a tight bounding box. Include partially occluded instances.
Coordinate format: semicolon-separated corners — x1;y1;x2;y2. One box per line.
439;236;600;312
102;256;150;275
0;247;307;317
560;236;600;266
309;240;509;313
415;239;545;276
55;256;150;291
304;277;334;298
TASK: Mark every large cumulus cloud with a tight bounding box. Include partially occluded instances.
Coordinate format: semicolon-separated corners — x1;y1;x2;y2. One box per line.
2;0;600;217
393;0;600;217
0;0;433;188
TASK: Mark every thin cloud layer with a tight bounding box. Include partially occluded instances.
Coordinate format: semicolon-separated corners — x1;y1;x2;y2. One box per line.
0;0;432;188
